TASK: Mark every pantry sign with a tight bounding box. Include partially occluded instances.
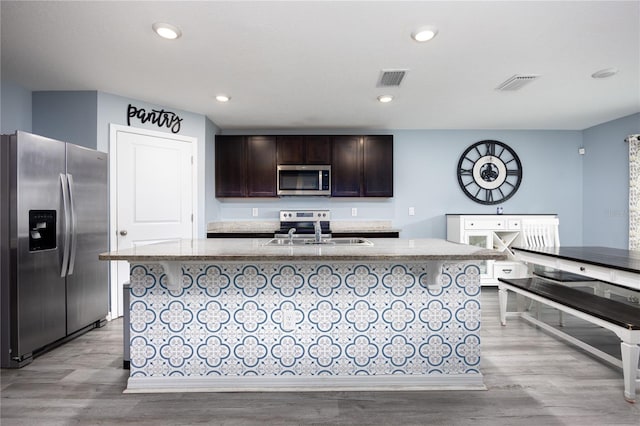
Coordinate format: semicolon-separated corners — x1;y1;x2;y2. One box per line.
126;104;183;134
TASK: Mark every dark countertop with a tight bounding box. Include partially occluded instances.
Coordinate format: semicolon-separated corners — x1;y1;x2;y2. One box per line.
513;246;640;274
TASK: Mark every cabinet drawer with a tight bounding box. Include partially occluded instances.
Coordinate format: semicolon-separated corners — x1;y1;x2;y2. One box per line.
493;262;528;279
507;219;521;230
464;219;505;230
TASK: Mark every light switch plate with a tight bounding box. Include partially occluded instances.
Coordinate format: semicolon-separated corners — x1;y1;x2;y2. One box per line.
409;207;415;216
252;208;258;217
351;208;358;217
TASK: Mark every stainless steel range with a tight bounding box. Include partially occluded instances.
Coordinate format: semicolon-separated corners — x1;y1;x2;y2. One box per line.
276;210;331;238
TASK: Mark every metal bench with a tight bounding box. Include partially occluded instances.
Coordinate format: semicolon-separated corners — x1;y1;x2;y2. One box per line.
498;276;640;403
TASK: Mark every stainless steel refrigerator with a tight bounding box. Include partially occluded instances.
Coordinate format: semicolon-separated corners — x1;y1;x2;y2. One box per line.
1;131;109;368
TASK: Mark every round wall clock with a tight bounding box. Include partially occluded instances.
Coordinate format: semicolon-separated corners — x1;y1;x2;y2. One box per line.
457;140;522;205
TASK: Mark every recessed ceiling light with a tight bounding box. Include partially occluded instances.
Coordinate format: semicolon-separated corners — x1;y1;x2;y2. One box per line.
215;95;231;103
152;22;182;40
591;68;618;79
377;95;394;103
411;26;438;42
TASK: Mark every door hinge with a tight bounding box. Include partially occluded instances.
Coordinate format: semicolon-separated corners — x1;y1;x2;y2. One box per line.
191;213;194;222
191;156;194;165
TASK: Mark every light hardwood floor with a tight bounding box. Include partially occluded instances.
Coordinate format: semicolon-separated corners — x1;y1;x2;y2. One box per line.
2;288;639;425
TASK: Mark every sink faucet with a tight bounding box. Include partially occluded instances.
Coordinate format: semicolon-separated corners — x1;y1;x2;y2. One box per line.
314;220;322;243
287;227;296;244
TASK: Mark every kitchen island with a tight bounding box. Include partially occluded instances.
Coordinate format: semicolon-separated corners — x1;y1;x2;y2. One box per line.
100;238;505;393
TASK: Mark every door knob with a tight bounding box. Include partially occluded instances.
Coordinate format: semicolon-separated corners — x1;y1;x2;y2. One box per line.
119;230;128;236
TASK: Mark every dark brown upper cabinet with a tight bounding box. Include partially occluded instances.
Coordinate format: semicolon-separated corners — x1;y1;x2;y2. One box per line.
215;135;277;197
331;135;393;197
216;134;392;198
331;135;362;197
277;135;331;165
215;135;246;197
362;135;393;197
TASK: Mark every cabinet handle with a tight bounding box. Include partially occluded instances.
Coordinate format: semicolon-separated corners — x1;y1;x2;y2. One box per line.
580;266;586;272
502;269;513;274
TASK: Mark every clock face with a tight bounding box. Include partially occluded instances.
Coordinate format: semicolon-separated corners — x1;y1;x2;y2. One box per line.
457;140;522;205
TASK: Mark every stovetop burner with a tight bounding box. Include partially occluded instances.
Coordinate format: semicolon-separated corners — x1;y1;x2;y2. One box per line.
276;209;331;237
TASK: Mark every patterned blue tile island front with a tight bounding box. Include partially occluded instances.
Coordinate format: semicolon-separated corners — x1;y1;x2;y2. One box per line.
126;261;483;392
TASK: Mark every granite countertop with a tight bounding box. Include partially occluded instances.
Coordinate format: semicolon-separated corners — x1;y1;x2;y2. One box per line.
206;220;401;234
99;238;506;262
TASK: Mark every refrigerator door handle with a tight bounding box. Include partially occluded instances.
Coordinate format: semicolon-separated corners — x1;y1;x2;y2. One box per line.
67;173;78;275
59;173;71;277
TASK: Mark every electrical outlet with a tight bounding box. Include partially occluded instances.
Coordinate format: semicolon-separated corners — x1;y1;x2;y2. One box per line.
351;208;358;217
282;310;296;331
252;208;258;217
409;207;415;216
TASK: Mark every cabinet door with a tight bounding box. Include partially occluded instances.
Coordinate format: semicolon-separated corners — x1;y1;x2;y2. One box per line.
276;135;304;165
247;136;277;197
464;231;493;278
277;135;331;165
331;135;362;197
304;136;331;164
362;135;393;197
215;135;246;197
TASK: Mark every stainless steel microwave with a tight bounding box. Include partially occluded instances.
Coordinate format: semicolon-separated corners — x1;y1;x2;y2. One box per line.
277;165;331;196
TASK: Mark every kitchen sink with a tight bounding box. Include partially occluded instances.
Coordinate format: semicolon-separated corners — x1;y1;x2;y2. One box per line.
264;237;373;246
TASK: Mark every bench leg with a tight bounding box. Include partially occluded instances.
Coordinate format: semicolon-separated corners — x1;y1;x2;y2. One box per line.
498;286;508;326
620;342;640;403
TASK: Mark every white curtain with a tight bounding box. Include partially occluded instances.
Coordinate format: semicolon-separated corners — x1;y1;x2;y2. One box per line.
630;134;640;250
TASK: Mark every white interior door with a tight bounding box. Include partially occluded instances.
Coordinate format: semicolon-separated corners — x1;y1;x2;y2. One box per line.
109;125;197;318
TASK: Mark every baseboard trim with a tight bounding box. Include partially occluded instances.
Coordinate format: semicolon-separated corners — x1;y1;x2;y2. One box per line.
124;374;486;393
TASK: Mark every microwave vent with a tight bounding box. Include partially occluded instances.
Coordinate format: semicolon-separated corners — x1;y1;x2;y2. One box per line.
496;74;540;91
377;69;408;87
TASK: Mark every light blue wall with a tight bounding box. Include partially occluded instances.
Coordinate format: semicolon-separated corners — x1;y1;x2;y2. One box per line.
582;113;640;249
5;78;637;247
218;129;584;244
32;91;98;149
1;80;32;133
205;117;220;222
2;86;218;238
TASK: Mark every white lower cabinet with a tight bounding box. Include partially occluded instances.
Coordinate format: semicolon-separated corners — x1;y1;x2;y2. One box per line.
446;214;559;285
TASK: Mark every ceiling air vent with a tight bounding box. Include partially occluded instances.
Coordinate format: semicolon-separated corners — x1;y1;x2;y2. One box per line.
496;74;540;91
377;69;408;87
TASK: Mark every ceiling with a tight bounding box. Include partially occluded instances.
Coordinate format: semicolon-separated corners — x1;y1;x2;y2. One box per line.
2;1;639;131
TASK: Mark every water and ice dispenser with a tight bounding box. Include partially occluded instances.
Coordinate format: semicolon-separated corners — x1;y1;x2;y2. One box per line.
28;210;56;251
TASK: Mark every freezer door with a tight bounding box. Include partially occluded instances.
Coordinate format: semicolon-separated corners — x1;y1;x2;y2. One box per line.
8;131;67;364
65;144;108;334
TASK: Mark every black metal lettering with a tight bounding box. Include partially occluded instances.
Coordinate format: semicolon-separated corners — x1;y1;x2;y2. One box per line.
126;104;183;133
170;116;183;133
126;104;137;126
